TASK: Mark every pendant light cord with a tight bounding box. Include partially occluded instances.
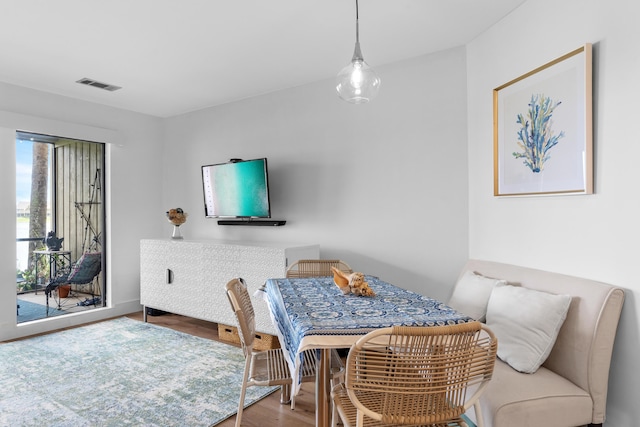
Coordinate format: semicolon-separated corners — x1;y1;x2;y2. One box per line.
336;0;381;103
355;0;360;43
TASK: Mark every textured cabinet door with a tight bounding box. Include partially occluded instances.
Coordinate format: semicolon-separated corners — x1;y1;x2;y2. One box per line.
140;239;319;334
140;240;206;316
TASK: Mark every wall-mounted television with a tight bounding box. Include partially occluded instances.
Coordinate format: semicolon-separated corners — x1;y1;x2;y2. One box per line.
202;158;271;219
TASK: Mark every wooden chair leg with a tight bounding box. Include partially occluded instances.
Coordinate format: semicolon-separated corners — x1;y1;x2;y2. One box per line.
235;357;251;427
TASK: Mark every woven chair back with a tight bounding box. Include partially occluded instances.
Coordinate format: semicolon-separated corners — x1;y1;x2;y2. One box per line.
286;259;353;278
225;278;256;356
346;321;497;425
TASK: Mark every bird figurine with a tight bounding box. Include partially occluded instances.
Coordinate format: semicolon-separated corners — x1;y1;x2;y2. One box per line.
331;267;376;297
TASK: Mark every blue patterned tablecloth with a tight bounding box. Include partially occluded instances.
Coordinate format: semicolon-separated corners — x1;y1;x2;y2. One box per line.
264;275;472;394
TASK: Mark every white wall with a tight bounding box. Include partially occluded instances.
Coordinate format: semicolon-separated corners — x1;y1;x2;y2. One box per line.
467;0;639;425
162;47;470;302
1;47;469;340
0;82;163;341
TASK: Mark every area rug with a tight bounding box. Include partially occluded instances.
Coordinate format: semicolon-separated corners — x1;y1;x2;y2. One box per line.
17;298;65;323
0;317;277;426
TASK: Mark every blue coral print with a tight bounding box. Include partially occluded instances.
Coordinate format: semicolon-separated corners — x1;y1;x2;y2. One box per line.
513;94;564;172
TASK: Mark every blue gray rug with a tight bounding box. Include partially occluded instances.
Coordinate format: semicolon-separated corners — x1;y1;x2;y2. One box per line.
17;298;65;323
0;317;277;426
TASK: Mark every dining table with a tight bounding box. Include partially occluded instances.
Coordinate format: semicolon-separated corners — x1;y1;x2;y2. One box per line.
262;274;473;427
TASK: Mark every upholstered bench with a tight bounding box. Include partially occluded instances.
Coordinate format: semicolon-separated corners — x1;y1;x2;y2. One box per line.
448;259;624;427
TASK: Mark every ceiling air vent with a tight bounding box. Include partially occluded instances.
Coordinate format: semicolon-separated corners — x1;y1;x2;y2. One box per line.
76;77;122;92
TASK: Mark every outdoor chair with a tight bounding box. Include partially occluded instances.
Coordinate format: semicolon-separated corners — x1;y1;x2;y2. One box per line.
45;252;102;311
286;259;353;278
331;321;498;427
225;278;344;427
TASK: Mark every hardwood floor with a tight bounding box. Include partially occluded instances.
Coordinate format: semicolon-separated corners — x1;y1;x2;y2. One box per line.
126;311;318;427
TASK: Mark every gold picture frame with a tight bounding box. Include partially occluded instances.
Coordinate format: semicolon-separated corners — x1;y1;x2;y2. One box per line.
493;44;593;196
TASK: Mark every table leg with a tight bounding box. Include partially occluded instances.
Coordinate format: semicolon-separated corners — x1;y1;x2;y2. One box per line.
316;348;331;427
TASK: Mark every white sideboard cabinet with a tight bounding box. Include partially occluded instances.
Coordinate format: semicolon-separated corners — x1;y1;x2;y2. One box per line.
140;239;319;334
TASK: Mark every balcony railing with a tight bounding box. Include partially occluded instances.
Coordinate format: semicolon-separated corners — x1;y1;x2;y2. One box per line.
16;236;48;293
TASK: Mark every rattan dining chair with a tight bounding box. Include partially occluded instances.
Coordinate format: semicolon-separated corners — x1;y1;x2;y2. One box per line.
331;321;498;427
225;278;344;427
286;259;353;278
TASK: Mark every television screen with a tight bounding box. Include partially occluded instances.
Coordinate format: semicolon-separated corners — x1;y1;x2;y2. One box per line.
201;158;271;218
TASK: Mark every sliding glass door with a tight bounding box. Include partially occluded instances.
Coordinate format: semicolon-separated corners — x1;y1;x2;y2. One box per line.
16;131;106;323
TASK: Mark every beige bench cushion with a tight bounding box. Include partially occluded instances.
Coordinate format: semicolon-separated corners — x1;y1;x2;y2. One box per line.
476;360;593;427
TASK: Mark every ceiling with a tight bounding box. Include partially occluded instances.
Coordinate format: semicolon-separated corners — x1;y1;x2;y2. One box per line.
0;0;525;118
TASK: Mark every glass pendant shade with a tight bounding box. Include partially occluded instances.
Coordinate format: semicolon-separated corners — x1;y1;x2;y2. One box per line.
336;43;381;104
336;1;380;104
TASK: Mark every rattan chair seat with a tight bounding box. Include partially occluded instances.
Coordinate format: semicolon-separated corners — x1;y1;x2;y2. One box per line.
332;384;470;427
249;346;339;385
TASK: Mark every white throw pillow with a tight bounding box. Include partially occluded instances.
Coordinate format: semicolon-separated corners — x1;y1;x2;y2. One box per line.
447;270;507;321
486;283;572;374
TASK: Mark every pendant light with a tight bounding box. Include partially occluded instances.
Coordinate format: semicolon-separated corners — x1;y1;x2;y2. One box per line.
336;0;381;104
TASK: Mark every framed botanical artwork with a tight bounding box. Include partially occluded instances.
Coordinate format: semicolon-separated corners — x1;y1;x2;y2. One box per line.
493;44;593;196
